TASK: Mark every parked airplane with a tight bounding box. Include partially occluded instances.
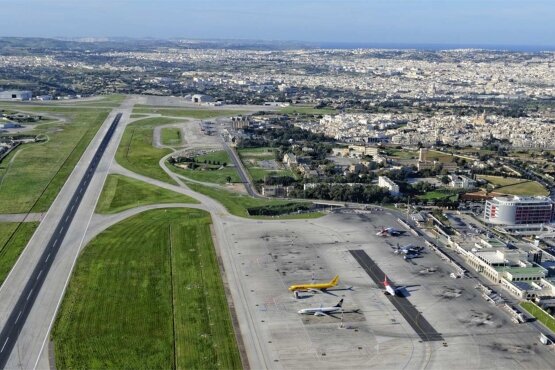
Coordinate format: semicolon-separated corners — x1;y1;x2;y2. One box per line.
288;275;339;293
298;299;344;316
377;227;404;237
382;275;403;296
392;243;423;255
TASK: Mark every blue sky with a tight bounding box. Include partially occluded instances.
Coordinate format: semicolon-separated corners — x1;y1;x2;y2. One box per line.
1;0;554;47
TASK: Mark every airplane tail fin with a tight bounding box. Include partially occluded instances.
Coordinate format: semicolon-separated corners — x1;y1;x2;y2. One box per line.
330;275;339;286
334;299;344;308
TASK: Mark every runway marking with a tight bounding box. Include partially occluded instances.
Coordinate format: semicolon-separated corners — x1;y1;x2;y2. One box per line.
53;238;58;245
0;337;8;353
26;289;33;301
65;215;69;222
45;253;51;263
70;204;75;211
15;311;22;324
37;270;43;280
59;226;64;234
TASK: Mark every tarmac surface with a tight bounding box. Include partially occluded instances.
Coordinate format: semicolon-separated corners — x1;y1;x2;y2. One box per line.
349;249;444;342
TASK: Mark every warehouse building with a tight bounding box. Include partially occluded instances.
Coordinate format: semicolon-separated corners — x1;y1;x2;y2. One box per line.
0;90;32;101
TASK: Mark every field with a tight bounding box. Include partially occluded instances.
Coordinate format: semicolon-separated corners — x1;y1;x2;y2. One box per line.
195;150;231;164
115;117;177;184
425;150;456;163
478;175;548;196
238;147;278;161
238;147;295;181
133;107;242;119
278;105;337;115
0;107;109;213
52;208;241;369
187;182;322;219
170;163;241;184
384;148;416;159
95;174;198;214
520;301;555;332
0;222;39;286
169;150;240;184
418;190;459;202
161;127;182;146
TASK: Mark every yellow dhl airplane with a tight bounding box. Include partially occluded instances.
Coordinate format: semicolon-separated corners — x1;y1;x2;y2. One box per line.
288;275;339;292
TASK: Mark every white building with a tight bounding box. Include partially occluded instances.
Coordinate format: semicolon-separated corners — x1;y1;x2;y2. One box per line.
378;176;400;196
448;174;476;189
484;196;555;226
0;90;32;101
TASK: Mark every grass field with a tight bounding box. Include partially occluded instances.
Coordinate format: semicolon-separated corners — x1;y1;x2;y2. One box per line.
278;105;337;115
384;149;416;159
161;127;182;146
478;175;525;187
0;222;39;286
425;150;455;163
238;147;277;161
96;175;198;214
170;163;241;184
418;190;458;202
52;208;241;369
237;147;294;181
245;166;295;182
133;107;242;119
497;181;549;196
195;150;231;165
187;182;322;219
116;117;177;184
169;150;240;184
520;301;555;332
478;175;548;196
0;107;109;213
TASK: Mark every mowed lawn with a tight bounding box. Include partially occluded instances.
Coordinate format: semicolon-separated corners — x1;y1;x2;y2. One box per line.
478;175;548;196
169;151;240;184
0;222;39;286
0;107;109;213
161;127;182;146
133;107;243;119
115;117;178;184
520;301;555;332
52;209;241;370
95;174;198;214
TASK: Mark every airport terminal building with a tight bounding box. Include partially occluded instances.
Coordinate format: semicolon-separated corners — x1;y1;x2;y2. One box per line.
484;196;555;226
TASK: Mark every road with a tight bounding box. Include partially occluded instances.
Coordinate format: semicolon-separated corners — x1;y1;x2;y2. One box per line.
221;139;261;198
0;100;134;369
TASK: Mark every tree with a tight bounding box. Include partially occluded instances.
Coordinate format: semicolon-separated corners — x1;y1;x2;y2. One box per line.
226;176;232;184
441;175;450;184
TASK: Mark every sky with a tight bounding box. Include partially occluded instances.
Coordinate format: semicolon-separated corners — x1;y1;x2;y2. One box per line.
1;0;554;48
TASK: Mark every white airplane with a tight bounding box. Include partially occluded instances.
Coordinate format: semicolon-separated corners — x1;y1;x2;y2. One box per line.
298;299;344;316
377;227;403;237
382;275;403;296
392;243;423;255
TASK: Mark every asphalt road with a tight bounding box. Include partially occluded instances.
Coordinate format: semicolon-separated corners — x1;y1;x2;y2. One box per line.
221;139;260;198
0;113;122;368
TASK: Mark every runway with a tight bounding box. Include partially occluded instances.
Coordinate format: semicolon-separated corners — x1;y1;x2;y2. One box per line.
0;113;122;367
349;249;444;342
